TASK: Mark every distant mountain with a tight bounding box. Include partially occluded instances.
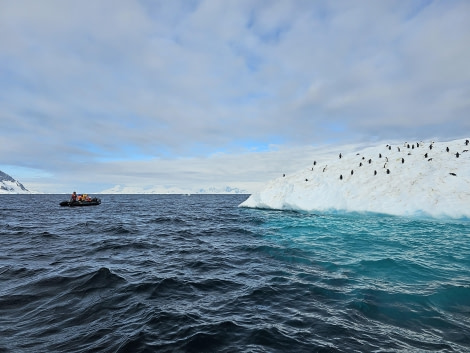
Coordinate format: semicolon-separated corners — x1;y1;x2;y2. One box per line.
0;170;30;194
197;186;248;194
99;184;248;194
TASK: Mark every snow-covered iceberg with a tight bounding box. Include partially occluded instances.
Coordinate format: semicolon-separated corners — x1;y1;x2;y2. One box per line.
240;139;470;219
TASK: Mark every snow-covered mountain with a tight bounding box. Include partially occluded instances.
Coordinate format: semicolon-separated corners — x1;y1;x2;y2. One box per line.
240;138;470;219
0;170;30;194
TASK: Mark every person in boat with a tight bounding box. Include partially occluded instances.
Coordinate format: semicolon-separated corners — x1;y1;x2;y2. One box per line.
70;191;77;202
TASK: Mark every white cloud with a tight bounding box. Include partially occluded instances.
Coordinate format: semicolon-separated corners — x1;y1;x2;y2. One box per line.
1;0;469;193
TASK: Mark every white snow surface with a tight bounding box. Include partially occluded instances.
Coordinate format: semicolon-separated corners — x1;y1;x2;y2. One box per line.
0;180;30;194
240;139;470;219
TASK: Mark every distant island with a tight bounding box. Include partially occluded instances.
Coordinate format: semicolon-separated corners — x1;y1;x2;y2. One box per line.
0;170;30;194
240;138;470;219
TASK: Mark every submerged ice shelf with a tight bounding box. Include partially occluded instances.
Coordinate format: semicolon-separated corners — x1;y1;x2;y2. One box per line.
240;139;470;219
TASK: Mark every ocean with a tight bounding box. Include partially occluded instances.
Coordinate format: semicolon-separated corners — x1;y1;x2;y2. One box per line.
1;194;469;352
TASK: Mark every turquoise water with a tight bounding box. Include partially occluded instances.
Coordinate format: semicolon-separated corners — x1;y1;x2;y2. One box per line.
1;195;469;352
248;209;470;351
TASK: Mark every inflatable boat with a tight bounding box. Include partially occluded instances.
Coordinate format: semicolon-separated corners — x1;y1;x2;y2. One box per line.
60;198;101;207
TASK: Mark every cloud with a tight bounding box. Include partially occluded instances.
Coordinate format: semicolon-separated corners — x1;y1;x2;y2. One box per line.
1;0;469;192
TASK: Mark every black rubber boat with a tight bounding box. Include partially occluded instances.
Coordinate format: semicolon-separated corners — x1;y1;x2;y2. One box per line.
60;198;101;207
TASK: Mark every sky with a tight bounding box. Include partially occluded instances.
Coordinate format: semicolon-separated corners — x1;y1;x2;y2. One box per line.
1;0;469;194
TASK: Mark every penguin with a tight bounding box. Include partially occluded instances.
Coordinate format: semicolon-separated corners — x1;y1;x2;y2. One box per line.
314;161;317;165
368;159;372;164
388;146;391;150
417;143;419;147
407;144;410;148
402;158;404;164
446;147;449;152
424;153;428;158
449;173;457;176
340;175;343;180
379;153;382;158
283;174;285;177
466;139;469;146
374;170;377;176
323;167;327;172
386;169;390;174
339;153;342;159
456;152;460;158
428;158;433;161
385;157;388;162
429;144;433;150
412;144;414;149
351;170;354;175
305;178;308;182
397;147;400;152
359;162;362;167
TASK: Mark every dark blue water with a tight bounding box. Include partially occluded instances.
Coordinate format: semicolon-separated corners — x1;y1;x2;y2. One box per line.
1;194;469;352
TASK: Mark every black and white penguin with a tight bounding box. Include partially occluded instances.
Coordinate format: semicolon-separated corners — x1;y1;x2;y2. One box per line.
397;147;400;152
386;169;390;174
466;139;469;146
379;153;382;158
402;158;404;164
339;153;342;159
449;173;457;176
368;159;372;164
374;170;377;176
314;161;317;166
340;175;343;180
456;152;460;158
446;147;449;152
351;170;354;175
424;153;428;158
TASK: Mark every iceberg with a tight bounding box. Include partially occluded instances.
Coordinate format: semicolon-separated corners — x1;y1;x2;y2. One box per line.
240;139;470;219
